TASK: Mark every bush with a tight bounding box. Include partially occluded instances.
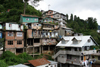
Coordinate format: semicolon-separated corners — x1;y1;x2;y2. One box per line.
0;60;8;67
17;52;33;63
1;51;16;59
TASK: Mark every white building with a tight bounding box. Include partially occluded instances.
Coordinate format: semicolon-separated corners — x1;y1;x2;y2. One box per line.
53;35;98;67
8;64;29;67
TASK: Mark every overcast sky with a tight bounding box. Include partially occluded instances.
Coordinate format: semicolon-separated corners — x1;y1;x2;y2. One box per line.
29;0;100;25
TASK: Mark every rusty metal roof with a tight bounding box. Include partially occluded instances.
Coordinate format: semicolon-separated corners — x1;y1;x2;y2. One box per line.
28;58;50;66
21;14;39;17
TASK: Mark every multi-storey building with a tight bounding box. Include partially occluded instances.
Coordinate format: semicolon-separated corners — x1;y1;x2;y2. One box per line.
42;10;67;24
41;22;59;55
53;35;98;67
89;49;100;67
20;14;42;56
4;22;24;55
20;14;59;57
0;22;3;51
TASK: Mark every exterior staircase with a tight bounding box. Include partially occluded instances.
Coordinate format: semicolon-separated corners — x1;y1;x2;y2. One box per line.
52;50;66;59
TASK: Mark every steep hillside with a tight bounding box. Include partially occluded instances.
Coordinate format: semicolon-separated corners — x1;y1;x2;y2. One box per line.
0;0;42;23
66;14;100;49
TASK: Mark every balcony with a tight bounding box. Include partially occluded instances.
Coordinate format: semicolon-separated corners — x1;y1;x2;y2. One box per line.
53;50;97;59
81;50;97;55
66;59;82;66
33;31;41;38
43;27;54;30
42;41;57;45
41;32;58;38
42;39;57;45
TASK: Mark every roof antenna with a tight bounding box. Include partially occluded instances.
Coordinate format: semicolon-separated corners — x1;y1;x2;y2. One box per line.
48;4;50;10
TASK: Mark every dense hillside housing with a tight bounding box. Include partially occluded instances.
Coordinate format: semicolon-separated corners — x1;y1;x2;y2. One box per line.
0;13;73;57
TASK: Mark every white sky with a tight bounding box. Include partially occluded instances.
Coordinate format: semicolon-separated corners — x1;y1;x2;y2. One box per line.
29;0;100;25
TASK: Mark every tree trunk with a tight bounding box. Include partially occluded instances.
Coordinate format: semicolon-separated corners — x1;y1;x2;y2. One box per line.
24;1;27;14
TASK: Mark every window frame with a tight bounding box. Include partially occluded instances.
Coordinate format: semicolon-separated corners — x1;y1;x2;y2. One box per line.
17;40;22;45
8;41;13;45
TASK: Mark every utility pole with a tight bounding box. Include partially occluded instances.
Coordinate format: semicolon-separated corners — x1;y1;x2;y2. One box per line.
48;4;50;10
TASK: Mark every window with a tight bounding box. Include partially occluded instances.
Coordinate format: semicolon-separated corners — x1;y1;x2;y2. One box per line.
73;40;78;44
8;32;13;36
34;39;40;43
17;32;22;37
88;39;91;42
81;56;83;60
74;48;77;51
26;18;29;20
85;46;87;50
17;40;22;45
34;19;38;21
92;56;95;58
67;55;72;59
98;56;100;60
8;41;13;45
61;40;66;44
79;48;81;51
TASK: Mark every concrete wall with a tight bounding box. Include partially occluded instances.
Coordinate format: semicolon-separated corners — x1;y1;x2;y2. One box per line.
22;16;38;23
15;32;24;39
6;32;15;40
31;23;42;30
5;40;24;48
57;54;67;63
6;48;16;54
42;39;57;45
36;64;49;67
27;29;32;38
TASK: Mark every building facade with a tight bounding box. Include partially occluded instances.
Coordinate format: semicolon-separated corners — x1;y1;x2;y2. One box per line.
4;22;24;55
53;35;98;67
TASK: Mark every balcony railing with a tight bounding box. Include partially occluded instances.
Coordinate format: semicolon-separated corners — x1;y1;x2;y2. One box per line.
53;50;96;59
42;41;57;45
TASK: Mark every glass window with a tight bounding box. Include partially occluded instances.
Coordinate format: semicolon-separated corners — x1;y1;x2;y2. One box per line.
74;48;77;51
8;32;13;36
81;56;83;60
17;40;22;45
98;56;100;60
8;41;13;45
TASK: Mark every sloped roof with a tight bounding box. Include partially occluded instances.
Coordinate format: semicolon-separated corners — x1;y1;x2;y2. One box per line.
8;64;29;67
28;58;50;66
56;36;98;47
21;14;38;17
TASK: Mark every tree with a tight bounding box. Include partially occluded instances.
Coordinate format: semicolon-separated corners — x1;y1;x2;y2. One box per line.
24;0;42;14
0;60;8;67
66;14;68;20
70;14;73;21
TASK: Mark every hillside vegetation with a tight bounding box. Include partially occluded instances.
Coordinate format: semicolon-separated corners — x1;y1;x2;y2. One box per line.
66;14;100;49
0;0;42;23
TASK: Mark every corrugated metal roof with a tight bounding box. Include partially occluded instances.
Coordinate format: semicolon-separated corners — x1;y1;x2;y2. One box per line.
8;64;29;67
28;58;50;66
56;36;98;47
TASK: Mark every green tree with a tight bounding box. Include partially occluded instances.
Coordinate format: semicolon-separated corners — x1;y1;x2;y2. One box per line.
0;60;8;67
66;14;68;20
17;52;33;63
24;0;42;14
70;14;73;21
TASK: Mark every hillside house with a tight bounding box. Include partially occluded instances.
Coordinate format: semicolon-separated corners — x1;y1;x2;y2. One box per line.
28;58;58;67
53;35;98;67
4;22;24;55
20;14;42;57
